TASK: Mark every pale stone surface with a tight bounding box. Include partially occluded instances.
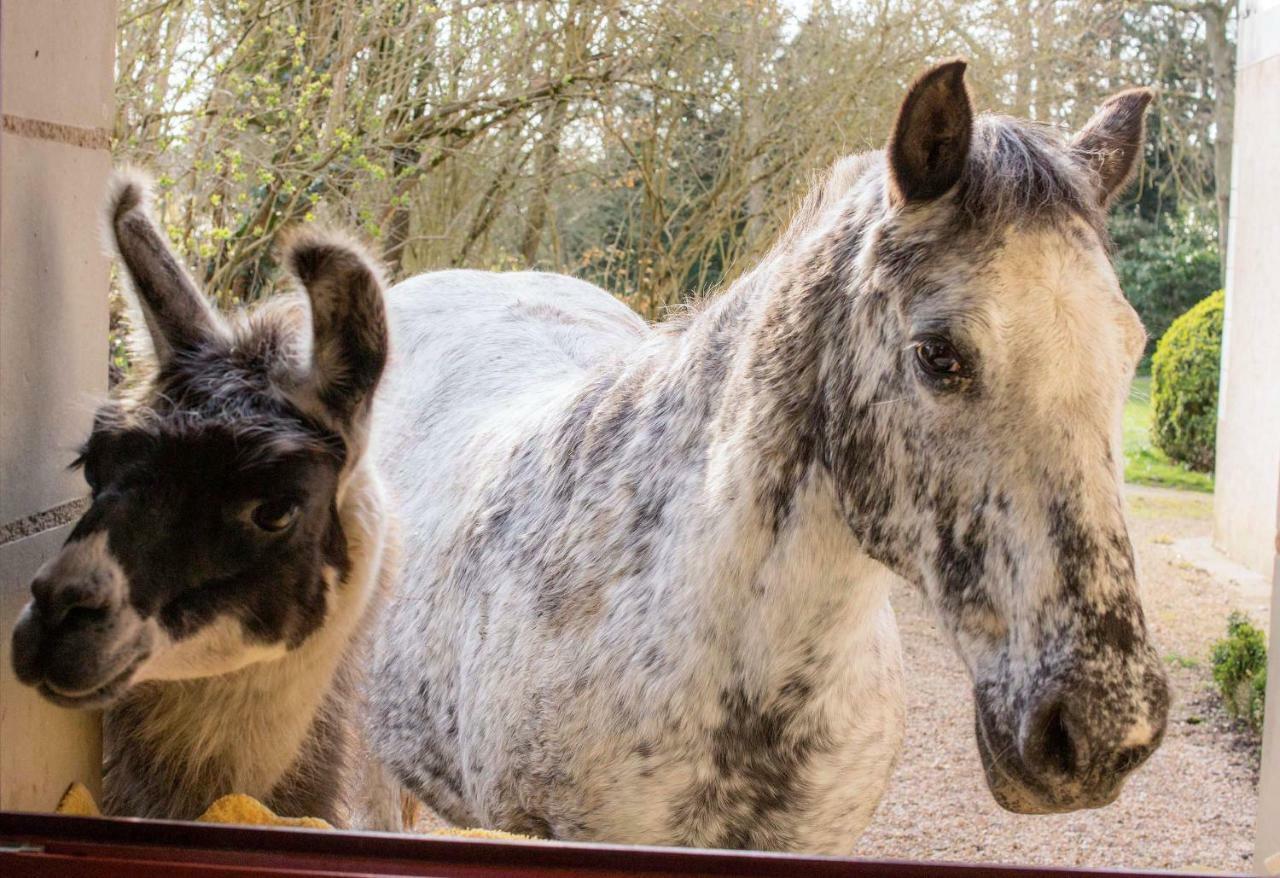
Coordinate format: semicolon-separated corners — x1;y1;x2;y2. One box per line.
1217;4;1280;870
1215;8;1280;579
1261;571;1280;872
0;0;114;817
0;525;103;811
0;0;116;130
1172;535;1273;621
0;131;110;525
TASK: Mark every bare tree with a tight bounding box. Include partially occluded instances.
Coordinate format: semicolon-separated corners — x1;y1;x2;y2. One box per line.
113;0;1232;321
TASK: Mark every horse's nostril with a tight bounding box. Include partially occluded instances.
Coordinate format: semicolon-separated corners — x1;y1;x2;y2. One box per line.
1037;702;1078;776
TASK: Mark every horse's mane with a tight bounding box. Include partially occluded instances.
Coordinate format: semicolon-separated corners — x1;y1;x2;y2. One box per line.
659;114;1102;332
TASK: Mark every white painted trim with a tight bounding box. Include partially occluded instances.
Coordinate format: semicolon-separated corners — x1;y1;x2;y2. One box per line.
1258;532;1280;869
1241;0;1280;68
1237;4;1280;870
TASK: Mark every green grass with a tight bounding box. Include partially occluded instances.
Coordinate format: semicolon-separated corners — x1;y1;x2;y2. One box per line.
1123;375;1214;492
1165;652;1202;670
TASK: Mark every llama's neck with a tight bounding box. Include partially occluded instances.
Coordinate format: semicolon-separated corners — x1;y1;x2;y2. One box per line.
104;462;393;820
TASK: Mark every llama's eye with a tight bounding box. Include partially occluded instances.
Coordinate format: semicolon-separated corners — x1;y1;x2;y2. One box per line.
250;498;301;533
914;337;965;380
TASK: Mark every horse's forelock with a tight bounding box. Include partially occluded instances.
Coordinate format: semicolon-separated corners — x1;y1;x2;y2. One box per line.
956;116;1105;240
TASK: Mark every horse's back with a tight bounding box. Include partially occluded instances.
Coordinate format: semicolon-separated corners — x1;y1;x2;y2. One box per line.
384;269;646;407
377;269;646;495
370;270;648;823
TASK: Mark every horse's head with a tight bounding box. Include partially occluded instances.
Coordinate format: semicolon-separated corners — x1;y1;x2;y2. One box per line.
10;172;388;709
813;62;1168;813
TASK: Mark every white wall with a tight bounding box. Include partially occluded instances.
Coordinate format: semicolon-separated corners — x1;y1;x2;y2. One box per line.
0;0;116;811
1215;1;1280;581
1260;577;1280;871
1220;1;1280;870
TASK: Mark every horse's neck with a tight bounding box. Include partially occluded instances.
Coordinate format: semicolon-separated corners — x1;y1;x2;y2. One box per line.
105;464;393;814
678;470;897;688
610;254;889;687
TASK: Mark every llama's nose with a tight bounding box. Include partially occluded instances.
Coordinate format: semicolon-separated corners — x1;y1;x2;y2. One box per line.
30;574;113;631
11;575;115;686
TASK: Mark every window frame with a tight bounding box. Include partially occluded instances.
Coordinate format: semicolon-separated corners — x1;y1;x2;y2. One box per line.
0;811;1252;878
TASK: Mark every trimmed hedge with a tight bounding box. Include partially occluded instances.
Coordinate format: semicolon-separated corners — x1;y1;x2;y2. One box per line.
1151;290;1224;472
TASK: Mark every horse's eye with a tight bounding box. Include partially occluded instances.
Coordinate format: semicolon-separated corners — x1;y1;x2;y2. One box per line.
250;498;301;533
915;337;965;380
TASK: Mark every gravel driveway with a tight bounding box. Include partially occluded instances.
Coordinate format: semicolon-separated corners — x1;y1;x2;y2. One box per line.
858;486;1263;872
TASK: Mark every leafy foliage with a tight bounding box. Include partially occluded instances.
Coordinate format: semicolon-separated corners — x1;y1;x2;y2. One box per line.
1211;612;1268;733
113;1;1233;328
1151;290;1223;472
1111;212;1221;361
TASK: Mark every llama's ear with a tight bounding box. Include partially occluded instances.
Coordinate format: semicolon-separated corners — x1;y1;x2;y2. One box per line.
888;59;972;205
1071;88;1153;208
283;229;388;422
106;169;223;364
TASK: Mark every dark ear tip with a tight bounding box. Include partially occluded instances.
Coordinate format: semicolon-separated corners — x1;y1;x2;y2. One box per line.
1106;87;1155;114
921;57;969;88
105;167;153;226
281;226;385;288
900;59;971;115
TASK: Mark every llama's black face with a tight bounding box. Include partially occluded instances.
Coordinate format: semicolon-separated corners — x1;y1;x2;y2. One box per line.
10;171;387;709
825;63;1167;814
11;388;347;708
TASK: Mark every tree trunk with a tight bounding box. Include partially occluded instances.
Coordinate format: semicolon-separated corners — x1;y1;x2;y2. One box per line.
1012;0;1035;117
1202;1;1235;281
519;96;569;267
384;146;422;277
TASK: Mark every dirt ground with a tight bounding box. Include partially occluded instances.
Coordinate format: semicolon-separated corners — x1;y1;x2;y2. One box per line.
858;485;1265;872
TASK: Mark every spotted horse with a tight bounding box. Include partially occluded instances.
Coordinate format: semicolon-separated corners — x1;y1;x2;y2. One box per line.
361;60;1170;851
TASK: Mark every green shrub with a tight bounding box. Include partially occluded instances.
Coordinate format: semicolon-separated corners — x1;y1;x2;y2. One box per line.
1211;612;1267;733
1150;290;1223;471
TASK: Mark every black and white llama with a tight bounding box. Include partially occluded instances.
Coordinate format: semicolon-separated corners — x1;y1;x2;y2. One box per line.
359;61;1170;851
10;174;395;822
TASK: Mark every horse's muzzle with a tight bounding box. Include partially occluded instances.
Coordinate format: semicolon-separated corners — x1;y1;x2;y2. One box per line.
973;668;1169;814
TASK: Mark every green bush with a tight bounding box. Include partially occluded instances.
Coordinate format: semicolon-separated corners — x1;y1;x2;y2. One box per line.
1150;290;1223;471
1111;212;1222;362
1211;612;1267;733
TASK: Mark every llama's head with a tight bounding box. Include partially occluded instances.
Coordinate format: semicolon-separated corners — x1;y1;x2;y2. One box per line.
10;172;388;709
800;63;1169;813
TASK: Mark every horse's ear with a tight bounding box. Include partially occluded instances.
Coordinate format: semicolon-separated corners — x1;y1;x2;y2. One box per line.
282;228;389;423
887;59;973;205
1071;88;1153;208
106;169;223;364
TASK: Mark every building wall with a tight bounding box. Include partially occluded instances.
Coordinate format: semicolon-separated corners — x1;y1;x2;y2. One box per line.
1260;576;1280;870
0;0;116;810
1215;2;1280;580
1221;1;1280;870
